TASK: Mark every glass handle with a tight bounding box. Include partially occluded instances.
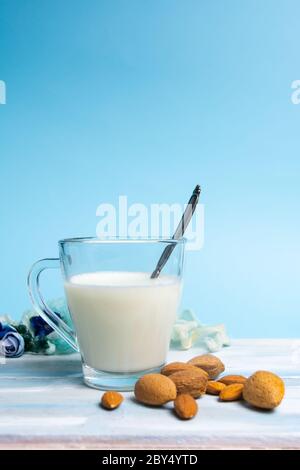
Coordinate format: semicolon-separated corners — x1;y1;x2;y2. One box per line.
27;258;78;352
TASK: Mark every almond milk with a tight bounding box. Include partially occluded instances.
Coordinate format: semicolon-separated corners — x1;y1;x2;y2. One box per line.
64;271;181;373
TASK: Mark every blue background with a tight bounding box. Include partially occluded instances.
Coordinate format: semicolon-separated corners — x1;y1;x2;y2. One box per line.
1;0;299;337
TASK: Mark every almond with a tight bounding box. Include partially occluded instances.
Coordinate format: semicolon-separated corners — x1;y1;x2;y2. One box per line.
219;383;244;401
169;369;208;398
134;373;177;406
161;361;208;378
101;391;124;410
219;375;247;385
174;394;198;420
243;371;285;410
206;381;226;395
188;354;225;379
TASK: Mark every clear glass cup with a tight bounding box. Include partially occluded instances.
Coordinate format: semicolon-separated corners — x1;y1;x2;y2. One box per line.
28;237;185;390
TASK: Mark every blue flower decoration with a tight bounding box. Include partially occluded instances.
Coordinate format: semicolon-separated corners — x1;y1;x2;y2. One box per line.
0;322;25;358
29;313;61;338
21;298;74;355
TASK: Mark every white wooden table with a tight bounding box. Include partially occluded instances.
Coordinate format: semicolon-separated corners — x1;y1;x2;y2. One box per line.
0;339;299;450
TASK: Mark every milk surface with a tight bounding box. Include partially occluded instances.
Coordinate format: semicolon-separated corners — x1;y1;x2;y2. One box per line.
64;272;181;372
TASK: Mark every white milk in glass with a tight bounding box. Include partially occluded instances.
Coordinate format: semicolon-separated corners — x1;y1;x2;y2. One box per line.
64;272;181;372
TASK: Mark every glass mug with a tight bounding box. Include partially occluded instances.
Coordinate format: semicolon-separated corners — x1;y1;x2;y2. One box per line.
28;238;185;390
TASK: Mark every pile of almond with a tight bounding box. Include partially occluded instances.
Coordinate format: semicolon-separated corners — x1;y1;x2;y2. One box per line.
100;354;285;420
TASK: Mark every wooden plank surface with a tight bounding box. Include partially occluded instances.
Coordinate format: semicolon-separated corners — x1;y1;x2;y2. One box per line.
0;339;299;449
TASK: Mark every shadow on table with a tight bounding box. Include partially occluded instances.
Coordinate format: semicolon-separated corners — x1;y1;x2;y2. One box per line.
3;353;82;380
